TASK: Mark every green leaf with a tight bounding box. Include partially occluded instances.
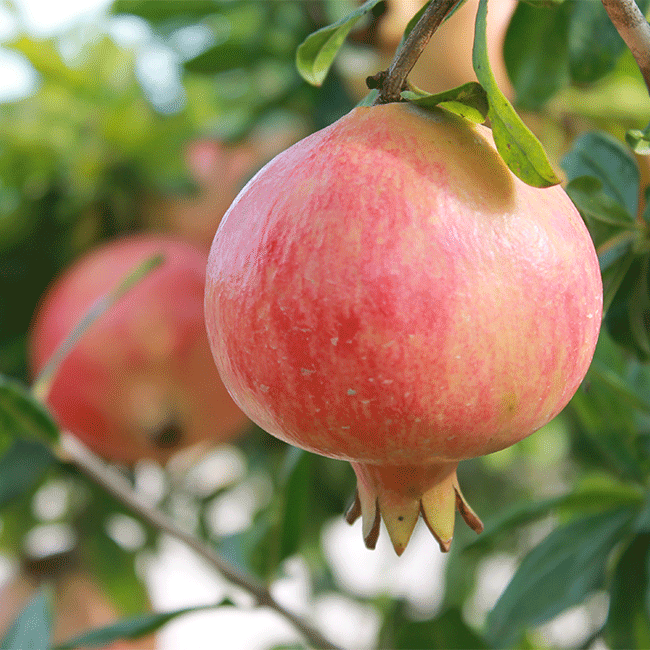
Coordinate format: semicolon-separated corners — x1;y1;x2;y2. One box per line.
0;439;53;509
566;176;637;229
569;337;647;479
0;591;52;650
402;82;489;123
502;1;570;110
486;507;636;647
627;122;650;155
296;0;383;86
54;600;234;650
249;448;315;579
111;0;218;23
0;375;59;450
79;479;154;616
629;258;650;359
568;0;649;85
472;0;560;187
467;477;643;552
380;603;490;650
604;256;650;362
356;89;379;107
605;534;650;649
601;248;636;313
184;43;260;74
590;360;650;416
561;131;640;218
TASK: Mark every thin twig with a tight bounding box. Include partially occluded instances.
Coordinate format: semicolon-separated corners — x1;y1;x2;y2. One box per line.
56;433;342;650
373;0;462;104
602;0;650;94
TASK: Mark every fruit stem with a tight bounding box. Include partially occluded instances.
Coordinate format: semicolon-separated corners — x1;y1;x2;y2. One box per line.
55;433;343;650
601;0;650;95
371;0;463;104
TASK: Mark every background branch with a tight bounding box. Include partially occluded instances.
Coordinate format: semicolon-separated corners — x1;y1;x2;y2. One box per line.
602;0;650;94
56;433;342;650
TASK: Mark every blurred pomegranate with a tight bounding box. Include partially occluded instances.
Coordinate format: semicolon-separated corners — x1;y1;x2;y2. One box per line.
29;234;249;464
145;119;309;249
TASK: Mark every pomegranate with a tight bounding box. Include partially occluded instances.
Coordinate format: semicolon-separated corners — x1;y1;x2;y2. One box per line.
204;102;602;554
30;235;249;464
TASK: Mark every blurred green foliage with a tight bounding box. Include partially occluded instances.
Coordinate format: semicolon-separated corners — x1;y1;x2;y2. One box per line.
2;0;650;649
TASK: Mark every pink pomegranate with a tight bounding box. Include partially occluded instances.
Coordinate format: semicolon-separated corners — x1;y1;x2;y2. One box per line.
204;103;602;554
30;235;249;464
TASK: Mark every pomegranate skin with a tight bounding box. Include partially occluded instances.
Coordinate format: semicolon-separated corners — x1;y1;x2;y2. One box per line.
30;234;249;464
205;103;602;553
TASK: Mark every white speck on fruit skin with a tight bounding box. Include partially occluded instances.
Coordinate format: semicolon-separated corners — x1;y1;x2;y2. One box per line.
447;435;456;441
301;368;315;376
587;313;593;319
347;389;357;395
414;418;421;423
368;378;374;382
330;337;338;346
259;385;270;393
341;426;350;430
382;379;394;385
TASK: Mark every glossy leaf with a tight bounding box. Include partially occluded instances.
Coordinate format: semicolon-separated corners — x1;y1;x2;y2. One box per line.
596;231;638;274
605;534;650;649
0;591;52;650
569;341;646;480
601;249;636;313
473;0;559;187
356;89;379;107
0;439;53;509
79;478;155;615
568;0;649;85
402;82;489;123
296;0;383;86
502;1;570;110
184;43;261;74
250;447;315;579
0;375;59;449
54;600;234;649
467;478;643;552
111;0;219;23
604;257;650;362
486;508;636;647
627;125;650;155
590;360;650;417
565;176;637;229
381;603;490;650
561;131;640;218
